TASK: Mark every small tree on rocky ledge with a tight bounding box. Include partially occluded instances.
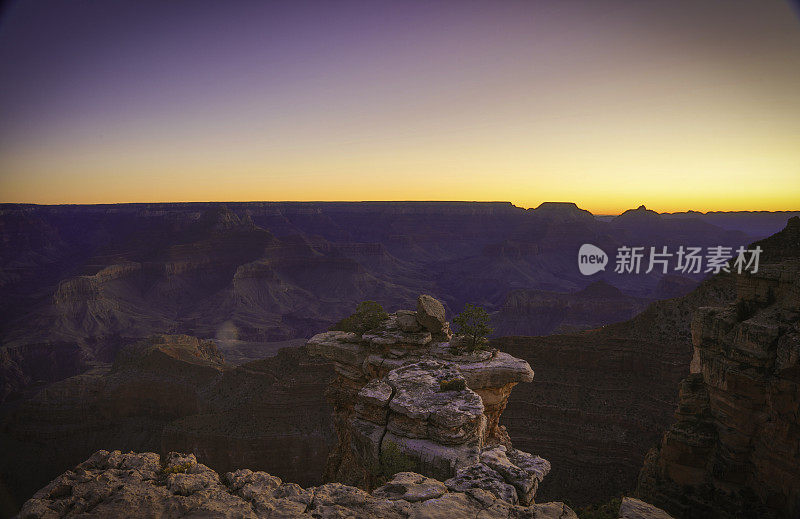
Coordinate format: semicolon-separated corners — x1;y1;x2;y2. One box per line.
452;303;492;352
330;300;388;334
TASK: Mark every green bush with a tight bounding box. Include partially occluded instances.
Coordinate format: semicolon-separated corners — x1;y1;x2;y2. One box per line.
452;303;492;352
330;301;388;334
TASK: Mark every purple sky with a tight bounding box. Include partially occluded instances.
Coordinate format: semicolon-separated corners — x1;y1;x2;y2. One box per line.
1;1;799;211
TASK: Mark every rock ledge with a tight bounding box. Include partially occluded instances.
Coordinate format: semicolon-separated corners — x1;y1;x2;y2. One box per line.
18;450;577;519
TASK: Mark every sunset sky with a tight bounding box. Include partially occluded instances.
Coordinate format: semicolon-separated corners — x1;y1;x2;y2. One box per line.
1;0;799;213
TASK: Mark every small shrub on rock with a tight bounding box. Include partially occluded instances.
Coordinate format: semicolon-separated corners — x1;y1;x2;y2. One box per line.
330;301;389;334
452;303;492;353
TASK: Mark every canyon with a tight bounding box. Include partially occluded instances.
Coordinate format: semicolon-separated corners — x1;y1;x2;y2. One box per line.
13;294;678;518
3;202;785;402
2;204;799;518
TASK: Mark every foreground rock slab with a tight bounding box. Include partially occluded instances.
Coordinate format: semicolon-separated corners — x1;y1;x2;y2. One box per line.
18;450;578;519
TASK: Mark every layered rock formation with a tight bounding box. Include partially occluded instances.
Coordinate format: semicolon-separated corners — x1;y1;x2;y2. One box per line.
17;450;579;519
307;295;550;506
637;218;800;518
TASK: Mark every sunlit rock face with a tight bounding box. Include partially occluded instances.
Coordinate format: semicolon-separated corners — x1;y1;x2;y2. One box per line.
306;294;548;505
638;218;800;519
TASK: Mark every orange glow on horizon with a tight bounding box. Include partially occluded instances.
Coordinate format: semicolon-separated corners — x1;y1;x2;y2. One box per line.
1;0;799;213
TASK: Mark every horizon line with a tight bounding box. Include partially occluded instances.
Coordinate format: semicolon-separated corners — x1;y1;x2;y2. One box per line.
2;200;800;217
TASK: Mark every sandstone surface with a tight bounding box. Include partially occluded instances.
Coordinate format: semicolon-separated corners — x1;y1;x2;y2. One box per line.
17;450;578;519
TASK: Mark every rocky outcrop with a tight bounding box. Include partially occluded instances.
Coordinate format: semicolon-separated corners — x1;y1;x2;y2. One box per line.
416;294;448;336
307;295;548;506
17;450;577;519
637;219;800;518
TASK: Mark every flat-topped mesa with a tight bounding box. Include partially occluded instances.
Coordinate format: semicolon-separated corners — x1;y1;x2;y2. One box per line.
307;294;546;505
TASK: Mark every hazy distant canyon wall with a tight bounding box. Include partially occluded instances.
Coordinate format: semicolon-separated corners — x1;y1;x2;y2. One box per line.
3;202;788;400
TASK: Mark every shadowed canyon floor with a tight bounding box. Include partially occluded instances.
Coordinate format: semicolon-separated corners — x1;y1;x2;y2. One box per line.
0;336;335;516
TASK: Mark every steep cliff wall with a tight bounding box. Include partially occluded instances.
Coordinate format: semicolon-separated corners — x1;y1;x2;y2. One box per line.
637;218;800;519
